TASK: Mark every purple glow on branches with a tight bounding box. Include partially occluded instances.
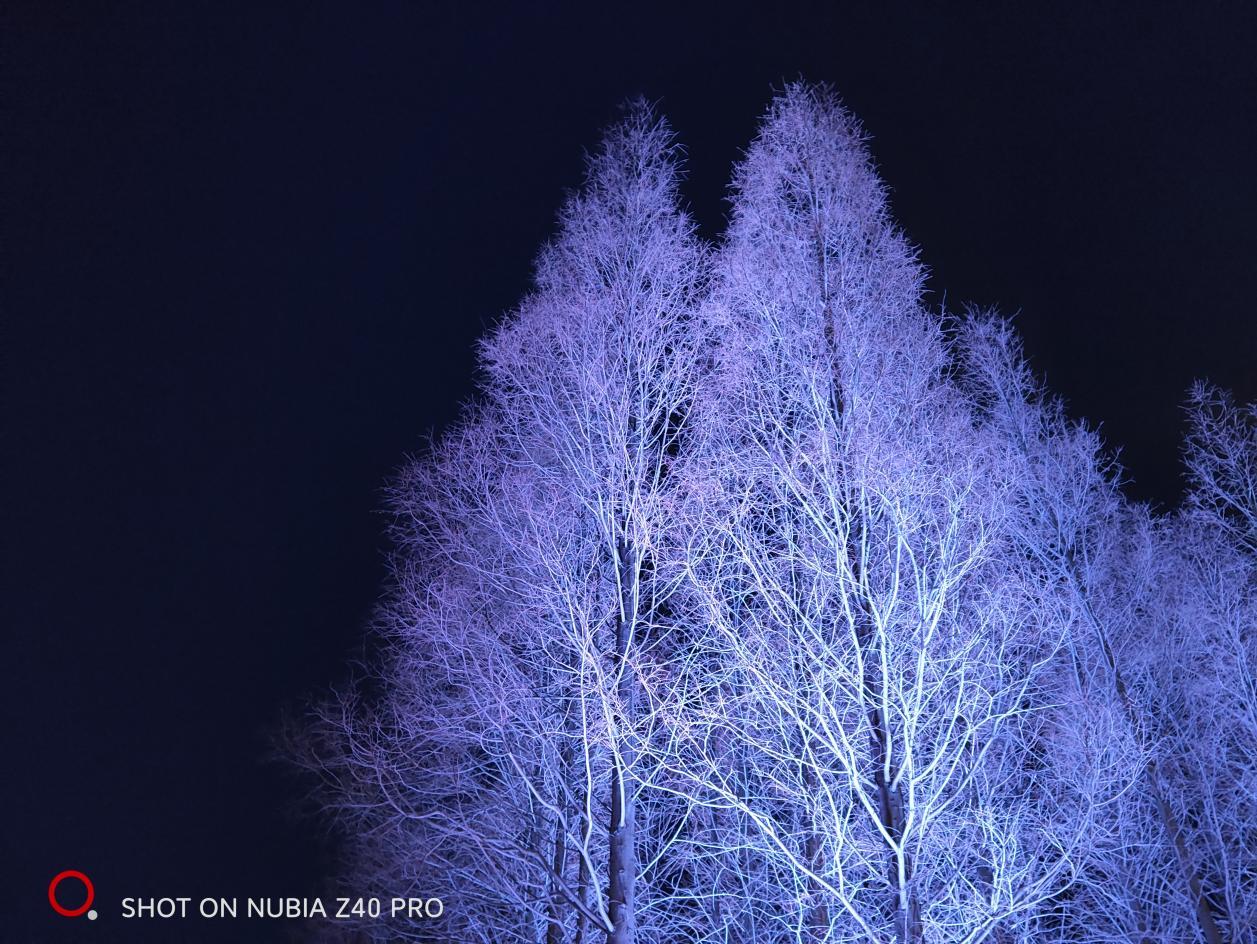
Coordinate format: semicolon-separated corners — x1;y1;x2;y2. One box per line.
295;85;1256;944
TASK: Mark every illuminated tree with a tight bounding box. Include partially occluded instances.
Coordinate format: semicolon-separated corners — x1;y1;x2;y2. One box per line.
301;104;707;944
1124;388;1257;943
956;316;1240;944
644;87;1110;944
1184;382;1257;554
299;84;1250;944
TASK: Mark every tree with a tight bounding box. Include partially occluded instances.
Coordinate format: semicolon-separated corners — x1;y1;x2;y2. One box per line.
298;84;1251;944
476;103;708;944
1146;516;1257;944
1128;387;1257;943
299;103;707;944
645;86;1106;944
1184;382;1257;555
956;314;1233;944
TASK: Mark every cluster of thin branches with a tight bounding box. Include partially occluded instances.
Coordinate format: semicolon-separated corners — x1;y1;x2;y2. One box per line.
291;85;1256;944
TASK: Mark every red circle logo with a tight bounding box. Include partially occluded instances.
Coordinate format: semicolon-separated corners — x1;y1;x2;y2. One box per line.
48;870;95;918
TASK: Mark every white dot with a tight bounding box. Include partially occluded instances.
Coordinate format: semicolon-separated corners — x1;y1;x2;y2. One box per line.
88;910;97;920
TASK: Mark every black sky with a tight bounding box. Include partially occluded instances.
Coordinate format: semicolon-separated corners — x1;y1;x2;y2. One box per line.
6;3;1256;940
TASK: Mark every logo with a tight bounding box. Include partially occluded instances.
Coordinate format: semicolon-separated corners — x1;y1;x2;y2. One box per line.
49;871;96;920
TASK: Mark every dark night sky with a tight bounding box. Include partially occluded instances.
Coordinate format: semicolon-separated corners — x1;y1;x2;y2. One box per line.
6;3;1255;940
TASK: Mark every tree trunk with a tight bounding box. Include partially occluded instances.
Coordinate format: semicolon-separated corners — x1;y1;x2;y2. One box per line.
575;850;588;944
803;809;831;941
547;818;567;944
871;707;919;944
848;524;919;944
607;759;635;944
607;535;637;944
1098;618;1224;944
1148;762;1223;944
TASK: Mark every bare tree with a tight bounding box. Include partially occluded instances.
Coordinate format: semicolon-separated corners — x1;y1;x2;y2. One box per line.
1124;389;1257;944
957;314;1232;944
644;86;1105;944
299;103;707;944
1146;518;1257;944
477;103;708;944
297;85;1250;944
1184;382;1257;554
